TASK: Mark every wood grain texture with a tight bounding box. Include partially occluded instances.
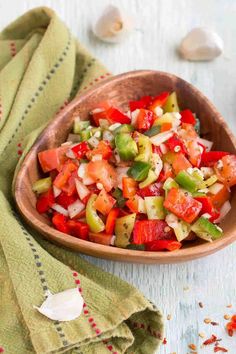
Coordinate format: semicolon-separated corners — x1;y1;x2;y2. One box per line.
2;0;236;352
15;70;236;265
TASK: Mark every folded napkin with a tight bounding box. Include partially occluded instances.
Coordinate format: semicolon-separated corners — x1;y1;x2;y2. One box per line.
0;7;164;354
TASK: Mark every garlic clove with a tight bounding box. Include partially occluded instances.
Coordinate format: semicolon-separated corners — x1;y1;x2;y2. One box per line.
34;288;84;321
92;5;133;43
179;27;223;61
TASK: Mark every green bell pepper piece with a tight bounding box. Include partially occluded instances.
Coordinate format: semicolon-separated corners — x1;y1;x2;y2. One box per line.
86;194;105;233
198;175;218;189
175;171;198;193
115;133;138;161
144;196;165;220
112;188;127;208
114;124;134;134
32;177;52;194
114;213;136;248
191;216;223;241
144;125;161;137
153;113;175;126
139;169;157;189
80;129;91;141
163;92;180;113
73;119;90;134
135;134;152;162
128;161;151;181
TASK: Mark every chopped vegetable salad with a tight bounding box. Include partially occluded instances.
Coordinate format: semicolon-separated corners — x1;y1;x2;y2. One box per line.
33;91;236;251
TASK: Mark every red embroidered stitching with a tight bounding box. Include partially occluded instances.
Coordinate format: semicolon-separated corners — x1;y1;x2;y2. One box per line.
17;142;23;156
72;271;117;353
10;41;16;57
82;72;111;91
129;320;163;339
0;347;5;353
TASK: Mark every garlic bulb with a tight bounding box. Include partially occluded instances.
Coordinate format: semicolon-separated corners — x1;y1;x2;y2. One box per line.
93;5;133;43
179;27;223;61
34;288;84;321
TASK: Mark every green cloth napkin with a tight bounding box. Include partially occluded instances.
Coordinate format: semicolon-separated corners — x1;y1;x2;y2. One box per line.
0;7;164;354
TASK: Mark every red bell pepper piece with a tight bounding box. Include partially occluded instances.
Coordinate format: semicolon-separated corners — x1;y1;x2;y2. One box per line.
152;145;163;156
67;220;89;240
129;96;152;112
53;162;77;189
52;212;69;233
133;220;175;244
166;134;187;155
56;192;77;209
201;151;230;167
194;196;220;222
136;109;155;131
180;109;196;125
164;188;202;223
149;92;169;111
106;107;130;124
71;141;90;159
89;232;113;245
137;182;164;198
105;208;120;234
145;240;182;251
36;188;55;213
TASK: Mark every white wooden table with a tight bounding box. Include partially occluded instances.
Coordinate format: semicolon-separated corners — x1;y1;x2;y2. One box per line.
1;0;236;352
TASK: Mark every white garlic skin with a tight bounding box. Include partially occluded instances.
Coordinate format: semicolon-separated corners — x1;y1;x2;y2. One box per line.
34;288;84;322
93;5;133;43
179;27;223;61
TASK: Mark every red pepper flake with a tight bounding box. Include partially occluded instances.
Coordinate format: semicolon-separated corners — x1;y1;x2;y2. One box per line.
226;314;236;336
162;337;167;345
188;343;197;350
211;321;219;326
203;334;217;345
198;301;204;308
214;346;228;352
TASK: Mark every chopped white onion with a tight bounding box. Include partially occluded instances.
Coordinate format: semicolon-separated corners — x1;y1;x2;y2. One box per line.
88;136;99;148
197;137;213;151
75;179;90;200
66;149;76;159
53;185;62;198
77;164;95;185
201;213;211;219
110;235;116;246
172;112;182;120
150;131;173;146
90;108;104;114
153;106;163;117
208;182;224;195
200;167;214;179
215;201;231;223
96;183;103;190
68;199;85;219
93;130;101;138
137;196;147;214
91;154;103;161
109;123;121;131
116;167;129;189
160;143;168;154
166;213;179;229
77;164;86;179
151;153;163;179
103;130;114;142
131;109;140;126
51;204;69;217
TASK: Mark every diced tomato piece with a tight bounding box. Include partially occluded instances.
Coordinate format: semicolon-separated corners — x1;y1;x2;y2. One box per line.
56;192;77;209
149;92;169;111
136;109;155;131
164;188;202;223
172;153;192;175
126;197;139;213
105;208;120;234
53;162;77;189
86;140;112;160
180;109;196;125
160;122;172;132
52;212;69;233
71;142;90;159
133;220;175;244
67;220;89;240
187;140;202;167
36;188;55;213
87;160;117;192
209;184;230;209
194;196;220;222
201;151;230;167
137;182;164;198
122;177;138;198
61;171;78;196
129;96;152;112
145;240;182;251
166;134;187;155
106;107;130;124
94;189;116;215
180;123;198;140
89;232;113;245
38;146;68;173
214;155;236;187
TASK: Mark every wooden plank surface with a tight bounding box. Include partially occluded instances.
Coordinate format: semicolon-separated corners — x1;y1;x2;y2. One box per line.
1;0;236;352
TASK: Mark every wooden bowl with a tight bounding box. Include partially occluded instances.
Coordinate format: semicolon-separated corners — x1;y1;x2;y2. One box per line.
14;70;236;264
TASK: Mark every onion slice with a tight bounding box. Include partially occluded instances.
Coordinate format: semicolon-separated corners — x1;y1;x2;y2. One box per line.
51;204;68;217
68;199;85;219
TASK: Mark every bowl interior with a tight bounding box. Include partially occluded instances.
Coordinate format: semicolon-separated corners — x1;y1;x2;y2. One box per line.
14;70;236;263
